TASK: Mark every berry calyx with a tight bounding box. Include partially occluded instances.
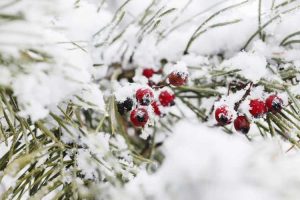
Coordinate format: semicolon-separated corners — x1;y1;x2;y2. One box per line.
142;68;155;79
234;115;250;134
215;105;233;125
117;97;133;115
151;101;162;116
130;107;149;127
159;90;175;107
136;88;154;106
249;99;267;118
167;71;188;86
265;95;283;112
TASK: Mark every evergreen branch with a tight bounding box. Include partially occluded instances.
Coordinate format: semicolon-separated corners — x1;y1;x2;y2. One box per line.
183;0;249;54
0;0;21;10
279;30;300;46
175;86;221;96
274;0;297;9
0;13;23;20
282;39;300;46
192;19;242;39
157;0;234;43
243;4;300;49
258;0;263;40
93;0;131;37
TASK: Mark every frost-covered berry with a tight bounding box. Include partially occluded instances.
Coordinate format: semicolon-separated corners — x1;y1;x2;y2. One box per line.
249;99;267;118
142;68;155;79
130;107;149;127
234;115;250;134
167;71;188;86
136;88;154;106
215;105;233;125
265;95;283;112
159;90;175;107
151;101;162;116
117;97;133;115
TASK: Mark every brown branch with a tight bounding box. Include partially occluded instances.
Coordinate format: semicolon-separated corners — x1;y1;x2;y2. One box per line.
234;82;253;111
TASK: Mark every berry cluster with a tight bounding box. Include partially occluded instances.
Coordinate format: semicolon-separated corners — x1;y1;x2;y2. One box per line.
117;65;188;128
215;94;284;134
130;87;177;127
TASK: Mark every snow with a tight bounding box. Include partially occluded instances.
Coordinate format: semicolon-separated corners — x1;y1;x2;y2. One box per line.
108;121;300;200
164;61;189;76
222;52;268;82
114;83;139;102
0;0;107;121
72;84;106;112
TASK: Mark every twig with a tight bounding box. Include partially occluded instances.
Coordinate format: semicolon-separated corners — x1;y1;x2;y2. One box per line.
234;82;253;111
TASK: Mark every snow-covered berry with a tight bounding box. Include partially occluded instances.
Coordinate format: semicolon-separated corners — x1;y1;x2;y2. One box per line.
142;68;155;79
249;99;267;118
130;107;149;127
215;105;233;125
265;95;283;112
167;71;188;86
117;97;133;115
151;101;162;116
159;90;175;107
234;115;250;134
136;88;154;106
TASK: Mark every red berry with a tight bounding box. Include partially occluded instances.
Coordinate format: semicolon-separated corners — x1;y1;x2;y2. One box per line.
151;101;162;116
234;115;250;134
249;99;267;118
142;68;155;79
167;71;188;86
265;95;283;112
130;107;149;127
215;105;233;125
159;90;175;107
136;88;154;106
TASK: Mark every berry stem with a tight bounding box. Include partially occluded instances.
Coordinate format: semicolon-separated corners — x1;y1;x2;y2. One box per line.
234;82;253;111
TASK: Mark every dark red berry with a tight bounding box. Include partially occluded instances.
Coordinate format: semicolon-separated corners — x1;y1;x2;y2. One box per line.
249;99;267;118
142;68;155;79
234;115;250;134
117;97;133;115
159;90;175;107
151;101;162;116
130;107;149;127
215;105;233;125
136;88;154;106
167;71;188;86
117;103;125;115
265;95;283;112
